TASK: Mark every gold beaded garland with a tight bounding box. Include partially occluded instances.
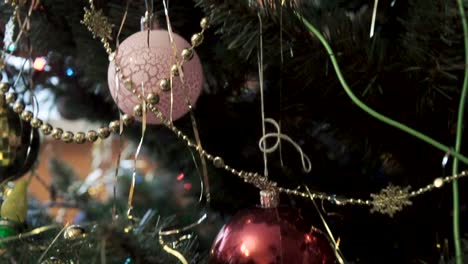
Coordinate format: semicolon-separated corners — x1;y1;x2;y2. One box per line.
200;17;209;30
40;124;53;135
159;79;170;92
51;128;63;140
13;101;24;113
122;114;134;126
98;127;110;139
30;118;43;128
213;157;225;168
133;104;143;117
181;48;194;61
191;33;204;47
124;79;133;91
0;82;8;93
5;93;16;103
74;132;86;144
20;110;33;122
109;120;120;133
146;92;160;105
87;130;98;142
170;64;179;77
61;131;74;143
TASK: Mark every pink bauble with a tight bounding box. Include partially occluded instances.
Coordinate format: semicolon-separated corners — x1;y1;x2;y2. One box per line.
107;30;203;124
209;207;337;264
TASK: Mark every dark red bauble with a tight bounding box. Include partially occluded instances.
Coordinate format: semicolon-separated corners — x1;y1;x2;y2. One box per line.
209;206;337;264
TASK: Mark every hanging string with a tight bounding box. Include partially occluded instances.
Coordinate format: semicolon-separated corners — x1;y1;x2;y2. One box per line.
144;0;153;47
370;0;379;38
258;13;269;179
258;118;312;173
278;3;284;167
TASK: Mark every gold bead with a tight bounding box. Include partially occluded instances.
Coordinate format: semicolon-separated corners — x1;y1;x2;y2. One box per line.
5;93;16;103
63;225;86;240
74;132;86;144
159;78;170;92
109;120;120;133
213;156;225;168
133;104;143;117
98;127;110;139
87;130;98;142
191;33;204;47
124;79;133;91
40;123;53;135
51;128;63;140
0;58;5;70
0;82;8;93
108;52;115;62
30;118;43;128
61;131;74;143
181;48;194;61
147;92;159;105
171;64;179;77
200;17;209;30
20;110;33;122
433;178;444;188
13;101;24;113
122;114;134;126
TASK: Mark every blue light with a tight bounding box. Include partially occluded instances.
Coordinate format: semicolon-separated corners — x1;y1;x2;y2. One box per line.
65;68;75;77
7;44;16;52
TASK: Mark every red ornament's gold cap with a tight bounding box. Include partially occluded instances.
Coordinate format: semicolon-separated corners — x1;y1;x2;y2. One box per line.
260;189;279;208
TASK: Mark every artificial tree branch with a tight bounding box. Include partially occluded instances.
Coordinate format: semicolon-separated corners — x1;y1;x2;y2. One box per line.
294;12;468;165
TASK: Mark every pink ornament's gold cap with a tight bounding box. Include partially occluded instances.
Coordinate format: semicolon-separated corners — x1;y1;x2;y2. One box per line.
260;189;279;208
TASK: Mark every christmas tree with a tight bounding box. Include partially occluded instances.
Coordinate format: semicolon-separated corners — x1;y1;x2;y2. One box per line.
0;0;468;263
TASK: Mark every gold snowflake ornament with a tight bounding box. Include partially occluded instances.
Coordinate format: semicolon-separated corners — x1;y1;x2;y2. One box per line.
81;7;113;40
370;185;412;217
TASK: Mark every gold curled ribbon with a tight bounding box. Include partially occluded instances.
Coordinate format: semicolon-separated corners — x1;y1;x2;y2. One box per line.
111;0;131;220
127;83;147;217
162;0;211;204
158;212;207;264
159;240;188;264
305;186;346;264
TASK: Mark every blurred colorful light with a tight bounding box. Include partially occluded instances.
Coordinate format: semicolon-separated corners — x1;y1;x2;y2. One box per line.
33;57;47;71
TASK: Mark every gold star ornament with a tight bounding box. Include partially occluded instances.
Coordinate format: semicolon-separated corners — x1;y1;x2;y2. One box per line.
81;7;114;40
370;185;412;217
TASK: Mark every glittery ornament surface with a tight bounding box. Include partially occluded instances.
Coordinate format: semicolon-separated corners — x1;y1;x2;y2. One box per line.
81;7;114;40
107;30;203;124
370;185;412;217
209;206;337;264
